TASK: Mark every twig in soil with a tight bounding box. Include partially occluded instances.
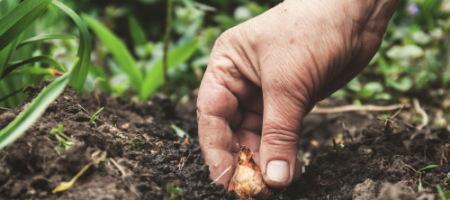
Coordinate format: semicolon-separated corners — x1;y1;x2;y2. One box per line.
381;105;406;133
53;151;108;193
211;165;234;185
178;153;190;171
341;120;354;142
110;158;128;176
310;104;411;114
441;144;450;166
138;132;155;147
0;107;10;110
413;98;428;130
400;160;421;174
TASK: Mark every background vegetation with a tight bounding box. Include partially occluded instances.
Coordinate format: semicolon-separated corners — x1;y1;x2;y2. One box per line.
1;0;450;147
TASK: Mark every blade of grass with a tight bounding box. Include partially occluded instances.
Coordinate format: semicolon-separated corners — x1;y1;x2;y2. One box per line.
89;65;112;92
437;185;446;200
140;38;198;100
52;0;91;92
419;165;438;171
17;33;78;49
0;86;24;104
128;16;147;46
0;0;52;51
82;14;142;91
2;55;66;79
0;34;21;77
5;67;61;77
0;57;77;150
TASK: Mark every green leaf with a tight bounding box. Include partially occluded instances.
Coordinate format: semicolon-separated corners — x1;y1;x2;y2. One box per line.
0;58;76;150
57;124;64;132
171;123;189;138
356;88;374;98
3;55;66;79
82;14;142;91
89;107;104;123
128;16;147;46
5;67;59;76
140;39;198;100
52;1;91;92
0;0;52;51
364;82;383;93
386;45;424;59
418;165;438;172
436;185;446;200
444;190;450;200
0;34;21;77
17;33;78;49
386;77;413;92
418;178;423;191
89;65;112;92
347;77;361;91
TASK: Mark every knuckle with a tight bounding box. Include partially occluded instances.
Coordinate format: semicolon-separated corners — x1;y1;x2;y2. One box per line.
262;128;298;147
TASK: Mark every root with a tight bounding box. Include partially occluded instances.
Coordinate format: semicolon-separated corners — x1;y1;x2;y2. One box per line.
341;120;354;142
211;165;234;185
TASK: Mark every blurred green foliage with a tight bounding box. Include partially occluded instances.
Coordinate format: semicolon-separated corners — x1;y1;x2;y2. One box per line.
334;0;450;106
3;0;450;112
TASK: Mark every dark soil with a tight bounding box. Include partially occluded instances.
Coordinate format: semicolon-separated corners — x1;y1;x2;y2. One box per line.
0;81;242;200
281;107;450;200
0;81;449;200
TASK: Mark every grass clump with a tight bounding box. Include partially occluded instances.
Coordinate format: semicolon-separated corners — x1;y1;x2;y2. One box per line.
89;107;104;123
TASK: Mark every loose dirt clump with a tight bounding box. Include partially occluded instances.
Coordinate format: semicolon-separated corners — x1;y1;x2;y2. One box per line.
0;81;242;200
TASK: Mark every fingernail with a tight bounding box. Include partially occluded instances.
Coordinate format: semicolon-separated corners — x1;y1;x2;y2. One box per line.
267;160;289;182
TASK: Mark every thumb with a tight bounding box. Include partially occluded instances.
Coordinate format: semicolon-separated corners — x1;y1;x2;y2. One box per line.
259;73;310;188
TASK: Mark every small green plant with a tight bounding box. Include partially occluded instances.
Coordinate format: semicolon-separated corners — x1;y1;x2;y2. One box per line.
129;139;145;151
171;123;189;138
400;161;438;191
89;107;104;123
114;133;126;139
444;173;450;185
167;183;184;200
49;125;73;155
5;167;10;175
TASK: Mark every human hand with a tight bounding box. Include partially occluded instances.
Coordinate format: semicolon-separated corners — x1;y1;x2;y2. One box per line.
197;0;400;190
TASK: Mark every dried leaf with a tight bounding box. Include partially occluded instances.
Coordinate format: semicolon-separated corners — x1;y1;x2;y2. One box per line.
53;162;94;193
182;137;189;145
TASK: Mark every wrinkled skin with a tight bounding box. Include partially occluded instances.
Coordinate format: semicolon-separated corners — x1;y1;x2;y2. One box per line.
197;0;400;190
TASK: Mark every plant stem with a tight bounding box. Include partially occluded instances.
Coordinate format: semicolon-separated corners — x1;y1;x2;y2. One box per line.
162;0;173;95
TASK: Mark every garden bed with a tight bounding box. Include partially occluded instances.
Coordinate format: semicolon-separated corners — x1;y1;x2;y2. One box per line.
0;81;449;200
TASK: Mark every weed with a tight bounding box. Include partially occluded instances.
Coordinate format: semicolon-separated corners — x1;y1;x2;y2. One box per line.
49;125;73;155
445;173;450;185
89;107;104;123
5;167;10;175
129;139;145;151
400;161;438;191
114;133;126;139
167;183;184;200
